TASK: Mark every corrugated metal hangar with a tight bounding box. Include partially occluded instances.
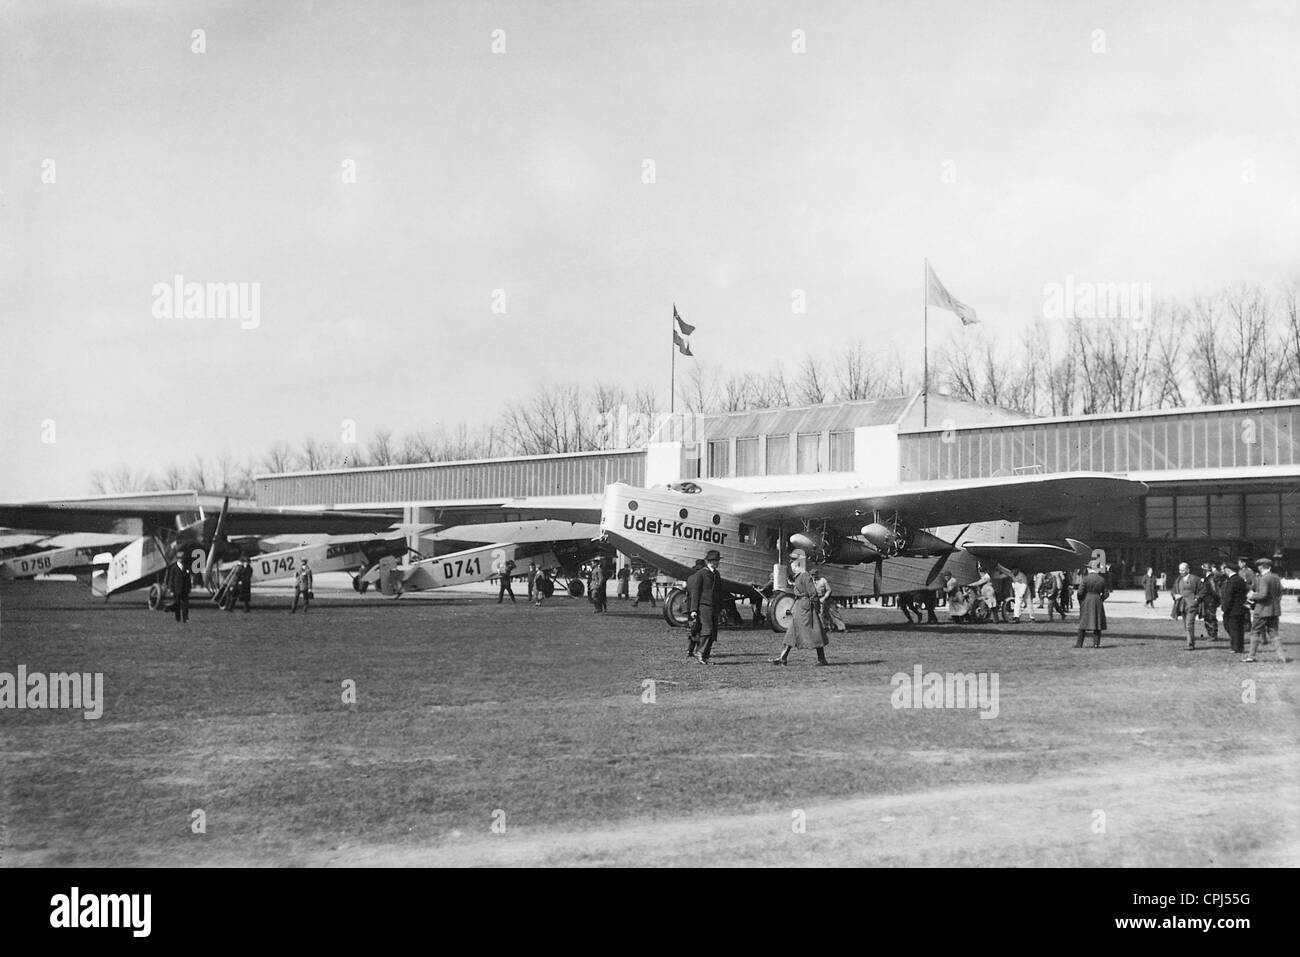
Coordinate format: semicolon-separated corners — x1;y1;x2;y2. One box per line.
254;393;1300;583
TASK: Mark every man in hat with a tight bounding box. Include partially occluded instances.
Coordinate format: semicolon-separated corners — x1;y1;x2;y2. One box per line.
291;559;313;614
1170;561;1201;649
230;555;253;613
686;549;725;664
1219;561;1249;654
1197;562;1220;640
167;547;192;624
1244;557;1287;663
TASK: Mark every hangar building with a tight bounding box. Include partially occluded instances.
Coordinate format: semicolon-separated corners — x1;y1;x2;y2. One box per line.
255;394;1300;584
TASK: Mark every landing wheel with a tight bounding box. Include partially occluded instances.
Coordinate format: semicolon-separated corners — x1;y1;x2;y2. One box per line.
147;584;164;611
768;590;795;633
567;579;585;598
352;576;362;592
997;598;1016;622
662;587;689;627
970;598;991;623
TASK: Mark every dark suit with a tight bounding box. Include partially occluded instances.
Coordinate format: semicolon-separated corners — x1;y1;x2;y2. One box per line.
1196;574;1219;638
686;564;725;660
234;563;252;612
1219;573;1248;653
167;559;191;622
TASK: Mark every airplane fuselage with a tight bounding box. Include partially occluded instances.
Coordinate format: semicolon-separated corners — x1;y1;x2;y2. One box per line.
600;482;980;596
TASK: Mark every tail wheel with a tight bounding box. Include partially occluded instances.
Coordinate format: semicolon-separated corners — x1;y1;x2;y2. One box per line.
971;599;991;623
567;579;585;598
147;584;164;611
768;590;795;633
662;587;689;627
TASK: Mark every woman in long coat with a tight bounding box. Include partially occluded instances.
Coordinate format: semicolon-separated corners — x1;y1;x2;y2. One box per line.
1142;567;1158;607
1075;563;1110;648
771;555;828;665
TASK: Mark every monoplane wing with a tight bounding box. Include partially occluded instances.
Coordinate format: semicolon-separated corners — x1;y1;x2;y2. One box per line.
731;474;1146;530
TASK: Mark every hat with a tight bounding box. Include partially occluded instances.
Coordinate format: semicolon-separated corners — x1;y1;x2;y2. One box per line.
789;548;807;562
1255;556;1272;568
704;549;721;562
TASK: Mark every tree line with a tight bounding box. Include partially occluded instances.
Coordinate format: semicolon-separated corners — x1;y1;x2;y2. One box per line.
89;279;1300;496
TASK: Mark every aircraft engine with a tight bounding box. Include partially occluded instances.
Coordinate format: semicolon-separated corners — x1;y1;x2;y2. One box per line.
825;537;882;565
860;521;914;557
788;532;825;555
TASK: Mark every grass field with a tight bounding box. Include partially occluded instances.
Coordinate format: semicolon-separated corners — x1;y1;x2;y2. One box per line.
1;580;1296;866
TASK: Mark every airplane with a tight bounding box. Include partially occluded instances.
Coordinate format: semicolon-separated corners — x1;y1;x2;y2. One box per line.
359;520;609;597
579;473;1147;632
207;531;415;608
0;493;399;604
0;533;136;581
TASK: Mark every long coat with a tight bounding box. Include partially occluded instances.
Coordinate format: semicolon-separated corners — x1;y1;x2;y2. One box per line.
786;570;828;648
1219;574;1248;622
1076;572;1109;631
686;565;724;637
167;559;191;597
1142;573;1158;602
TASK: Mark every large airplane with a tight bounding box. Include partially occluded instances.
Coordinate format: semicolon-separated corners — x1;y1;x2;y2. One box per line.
506;473;1146;632
0;493;399;604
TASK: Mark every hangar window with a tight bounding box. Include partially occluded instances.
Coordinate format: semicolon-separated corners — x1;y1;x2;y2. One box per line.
766;436;791;475
739;523;757;545
829;431;854;471
736;437;761;476
707;440;730;478
796;433;821;473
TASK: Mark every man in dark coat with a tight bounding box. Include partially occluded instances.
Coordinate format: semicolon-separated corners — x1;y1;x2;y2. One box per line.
1219;564;1249;654
167;549;192;623
1074;562;1109;648
291;559;313;614
1197;563;1220;639
1170;562;1201;649
497;558;517;603
228;556;253;613
1245;557;1287;663
686;550;725;663
591;561;609;613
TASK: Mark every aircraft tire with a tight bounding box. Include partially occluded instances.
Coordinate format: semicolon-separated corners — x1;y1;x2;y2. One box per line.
997;598;1016;622
768;590;796;633
352;576;362;593
662;587;689;627
147;584;163;611
567;579;585;598
970;599;991;624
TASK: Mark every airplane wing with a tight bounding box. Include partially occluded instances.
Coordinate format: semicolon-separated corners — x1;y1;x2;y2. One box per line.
961;538;1095;574
495;494;605;524
731;474;1146;529
0;501;398;536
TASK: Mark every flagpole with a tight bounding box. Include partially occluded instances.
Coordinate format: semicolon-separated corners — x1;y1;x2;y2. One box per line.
923;259;929;428
670;303;676;415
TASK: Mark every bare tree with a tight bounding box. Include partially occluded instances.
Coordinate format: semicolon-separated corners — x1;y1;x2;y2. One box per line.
833;340;884;400
794;356;828;404
367;428;397;466
89;465;158;494
260;442;295;475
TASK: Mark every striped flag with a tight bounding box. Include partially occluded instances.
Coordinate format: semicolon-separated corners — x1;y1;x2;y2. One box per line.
673;304;694;355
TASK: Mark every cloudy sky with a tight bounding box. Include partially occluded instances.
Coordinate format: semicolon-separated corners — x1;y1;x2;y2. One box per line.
2;0;1297;499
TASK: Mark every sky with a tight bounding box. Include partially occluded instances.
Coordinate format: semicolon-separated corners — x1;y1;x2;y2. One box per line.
2;0;1298;499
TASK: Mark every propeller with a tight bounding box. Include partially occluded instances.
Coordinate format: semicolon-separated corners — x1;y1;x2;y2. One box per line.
873;558;883;597
204;497;231;591
925;523;973;586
